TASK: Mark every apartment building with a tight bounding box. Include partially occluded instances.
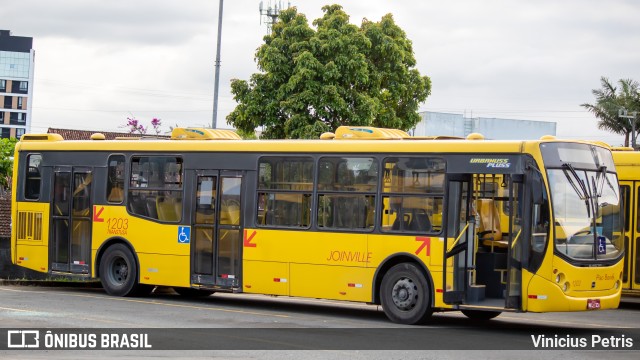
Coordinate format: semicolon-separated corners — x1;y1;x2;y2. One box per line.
0;30;34;139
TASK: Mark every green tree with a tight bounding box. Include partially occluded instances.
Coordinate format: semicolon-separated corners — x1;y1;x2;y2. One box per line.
582;77;640;147
227;5;431;139
0;137;18;190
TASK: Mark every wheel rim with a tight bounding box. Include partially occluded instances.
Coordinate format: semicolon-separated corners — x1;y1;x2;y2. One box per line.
107;256;129;286
391;277;418;311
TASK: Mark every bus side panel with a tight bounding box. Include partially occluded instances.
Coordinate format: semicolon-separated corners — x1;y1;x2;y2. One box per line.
91;205;190;286
290;263;373;302
137;253;190;287
13;201;49;272
243;260;289;296
242;229;369;300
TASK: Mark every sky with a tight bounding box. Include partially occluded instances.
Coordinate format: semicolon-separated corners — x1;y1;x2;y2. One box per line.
3;0;640;145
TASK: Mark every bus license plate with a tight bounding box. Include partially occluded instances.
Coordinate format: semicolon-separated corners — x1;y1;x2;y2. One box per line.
587;299;601;310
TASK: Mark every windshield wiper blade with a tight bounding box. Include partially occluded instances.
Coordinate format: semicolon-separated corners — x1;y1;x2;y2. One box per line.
562;163;589;200
562;163;591;217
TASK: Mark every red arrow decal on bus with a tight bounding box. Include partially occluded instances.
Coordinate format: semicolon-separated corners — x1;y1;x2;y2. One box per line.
415;237;430;257
93;206;104;222
244;230;257;248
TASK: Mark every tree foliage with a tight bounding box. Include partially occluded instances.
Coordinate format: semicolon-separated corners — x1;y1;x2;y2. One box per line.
227;5;431;139
0;137;18;190
582;77;640;147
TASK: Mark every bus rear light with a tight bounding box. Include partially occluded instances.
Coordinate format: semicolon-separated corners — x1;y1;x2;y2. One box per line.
528;295;548;300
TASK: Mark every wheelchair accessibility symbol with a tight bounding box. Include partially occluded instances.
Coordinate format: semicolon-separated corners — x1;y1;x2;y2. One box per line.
597;236;606;255
178;226;191;244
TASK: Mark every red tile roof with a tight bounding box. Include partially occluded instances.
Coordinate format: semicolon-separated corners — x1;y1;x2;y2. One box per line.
47;128;168;140
0;191;11;238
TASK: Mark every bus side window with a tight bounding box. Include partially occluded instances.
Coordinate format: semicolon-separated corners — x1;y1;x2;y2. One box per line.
107;155;125;203
24;154;42;200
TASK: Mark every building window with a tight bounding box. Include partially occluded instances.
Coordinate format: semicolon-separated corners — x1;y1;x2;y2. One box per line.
15;127;25;139
17;97;23;109
19;81;27;92
3;96;11;108
0;80;6;92
10;112;25;125
1;127;10;139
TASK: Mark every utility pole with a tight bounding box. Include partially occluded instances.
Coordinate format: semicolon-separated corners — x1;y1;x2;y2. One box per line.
619;108;638;149
212;0;224;129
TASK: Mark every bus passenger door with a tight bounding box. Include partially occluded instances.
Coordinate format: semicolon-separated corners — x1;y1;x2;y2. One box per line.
191;170;243;289
50;166;93;274
620;182;637;293
443;175;473;304
444;173;522;310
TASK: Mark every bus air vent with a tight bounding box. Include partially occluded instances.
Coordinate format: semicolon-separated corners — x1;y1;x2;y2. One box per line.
171;128;242;140
333;126;410;140
17;211;43;241
20;134;64;142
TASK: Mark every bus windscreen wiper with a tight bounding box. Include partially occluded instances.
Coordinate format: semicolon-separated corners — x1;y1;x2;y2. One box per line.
562;163;591;217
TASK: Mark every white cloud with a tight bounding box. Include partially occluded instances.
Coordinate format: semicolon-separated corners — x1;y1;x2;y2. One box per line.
2;0;639;145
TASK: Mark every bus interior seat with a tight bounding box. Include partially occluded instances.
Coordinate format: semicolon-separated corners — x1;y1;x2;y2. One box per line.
107;187;124;202
146;197;158;219
392;212;411;231
477;199;507;250
408;209;432;232
157;196;181;221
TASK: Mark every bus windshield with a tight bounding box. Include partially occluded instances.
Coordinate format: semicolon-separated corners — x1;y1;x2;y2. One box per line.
542;143;624;262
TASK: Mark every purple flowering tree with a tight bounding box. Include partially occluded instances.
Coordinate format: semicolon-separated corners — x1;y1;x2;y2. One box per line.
123;117;163;135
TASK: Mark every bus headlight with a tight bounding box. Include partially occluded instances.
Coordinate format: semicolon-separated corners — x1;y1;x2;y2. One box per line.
563;282;569;292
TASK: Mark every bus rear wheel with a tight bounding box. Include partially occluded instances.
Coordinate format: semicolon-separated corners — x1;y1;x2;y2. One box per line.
461;310;501;320
380;263;433;325
100;244;143;297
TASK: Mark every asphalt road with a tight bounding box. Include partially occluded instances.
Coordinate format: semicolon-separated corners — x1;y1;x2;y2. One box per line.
0;285;639;359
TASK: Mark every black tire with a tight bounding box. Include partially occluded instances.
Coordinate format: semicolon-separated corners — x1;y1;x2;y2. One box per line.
461;310;501;320
99;244;142;297
174;287;215;297
380;263;433;325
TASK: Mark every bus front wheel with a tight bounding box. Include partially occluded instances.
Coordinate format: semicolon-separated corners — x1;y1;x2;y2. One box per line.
100;244;143;297
380;263;433;325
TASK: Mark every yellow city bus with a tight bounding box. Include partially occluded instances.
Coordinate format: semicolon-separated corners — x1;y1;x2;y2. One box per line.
610;147;640;296
11;127;624;324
